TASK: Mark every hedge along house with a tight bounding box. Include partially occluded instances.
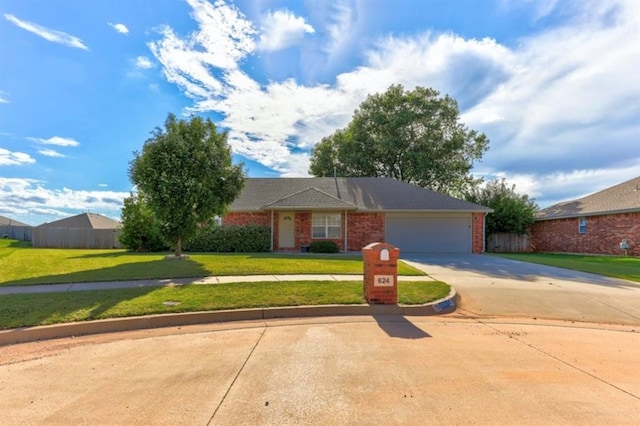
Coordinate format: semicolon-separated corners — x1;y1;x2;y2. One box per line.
532;176;640;256
223;177;492;253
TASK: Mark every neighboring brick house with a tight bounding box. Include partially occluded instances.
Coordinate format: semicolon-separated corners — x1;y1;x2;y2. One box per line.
223;177;492;253
532;176;640;256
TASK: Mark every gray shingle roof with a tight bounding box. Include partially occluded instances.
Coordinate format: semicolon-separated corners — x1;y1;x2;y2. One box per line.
0;215;31;227
38;213;121;229
229;177;491;212
536;176;640;220
262;187;357;210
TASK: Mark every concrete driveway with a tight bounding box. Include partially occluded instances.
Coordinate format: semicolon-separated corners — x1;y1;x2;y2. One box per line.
403;254;640;325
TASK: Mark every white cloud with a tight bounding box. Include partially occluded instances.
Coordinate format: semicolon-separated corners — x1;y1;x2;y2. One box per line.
4;14;89;50
0;91;8;103
324;1;357;58
462;0;640;182
0;177;128;219
38;148;66;158
0;148;35;166
28;136;80;147
109;22;129;35
151;0;639;196
135;56;154;69
258;9;314;51
478;164;640;208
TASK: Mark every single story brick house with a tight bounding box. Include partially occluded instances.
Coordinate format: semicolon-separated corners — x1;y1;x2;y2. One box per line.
531;176;640;256
222;177;492;253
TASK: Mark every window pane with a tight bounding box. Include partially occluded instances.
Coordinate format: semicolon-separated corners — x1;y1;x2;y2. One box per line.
312;227;326;238
579;217;587;234
312;214;325;227
327;214;341;226
327;226;341;238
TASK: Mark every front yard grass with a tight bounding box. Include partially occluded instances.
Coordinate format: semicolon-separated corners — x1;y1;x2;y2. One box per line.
0;239;425;286
493;253;640;283
0;280;450;329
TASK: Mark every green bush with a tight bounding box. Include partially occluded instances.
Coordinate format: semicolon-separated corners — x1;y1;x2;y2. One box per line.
119;193;169;252
184;225;270;252
309;241;340;253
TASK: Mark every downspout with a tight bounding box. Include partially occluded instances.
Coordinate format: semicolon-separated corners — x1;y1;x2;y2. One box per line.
344;210;348;252
270;210;274;252
482;212;487;253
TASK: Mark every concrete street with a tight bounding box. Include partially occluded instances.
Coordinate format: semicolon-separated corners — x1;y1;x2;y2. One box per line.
0;255;639;425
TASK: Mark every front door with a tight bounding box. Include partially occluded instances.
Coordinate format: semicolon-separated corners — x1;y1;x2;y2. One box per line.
278;212;295;248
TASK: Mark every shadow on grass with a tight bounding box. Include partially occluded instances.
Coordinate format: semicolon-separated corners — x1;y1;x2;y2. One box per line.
0;259;211;328
3;259;210;286
70;251;361;260
68;250;164;259
0;286;162;330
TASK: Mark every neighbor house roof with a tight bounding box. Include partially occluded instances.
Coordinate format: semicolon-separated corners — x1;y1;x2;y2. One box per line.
230;177;491;213
38;213;121;229
536;176;640;220
0;215;31;227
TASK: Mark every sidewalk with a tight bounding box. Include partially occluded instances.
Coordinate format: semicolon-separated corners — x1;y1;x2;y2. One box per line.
0;274;434;295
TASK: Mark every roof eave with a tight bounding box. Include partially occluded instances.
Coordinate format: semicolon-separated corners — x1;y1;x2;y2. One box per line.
536;207;640;221
260;205;358;211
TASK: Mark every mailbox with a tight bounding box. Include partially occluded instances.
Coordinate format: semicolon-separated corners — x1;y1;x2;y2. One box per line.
362;242;399;304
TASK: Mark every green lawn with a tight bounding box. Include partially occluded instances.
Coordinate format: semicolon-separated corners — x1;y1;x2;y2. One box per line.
0;280;450;329
0;239;425;286
493;253;640;283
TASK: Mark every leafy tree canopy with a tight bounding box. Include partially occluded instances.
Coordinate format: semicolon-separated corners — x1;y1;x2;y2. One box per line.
309;84;489;196
129;113;245;256
465;178;538;236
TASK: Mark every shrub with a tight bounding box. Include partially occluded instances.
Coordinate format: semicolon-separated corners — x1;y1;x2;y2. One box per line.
184;224;270;252
119;193;168;252
309;241;340;253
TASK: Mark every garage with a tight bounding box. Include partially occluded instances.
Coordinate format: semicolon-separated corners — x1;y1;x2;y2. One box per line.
385;213;472;253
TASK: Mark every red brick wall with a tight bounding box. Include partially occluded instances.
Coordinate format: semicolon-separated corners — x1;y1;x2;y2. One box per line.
222;211;388;251
294;211;314;250
222;212;270;226
471;212;485;254
223;210;488;253
347;212;385;251
531;212;640;256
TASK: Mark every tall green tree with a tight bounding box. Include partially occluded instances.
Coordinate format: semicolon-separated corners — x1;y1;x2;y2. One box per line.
465;178;538;236
309;84;489;195
129;113;245;257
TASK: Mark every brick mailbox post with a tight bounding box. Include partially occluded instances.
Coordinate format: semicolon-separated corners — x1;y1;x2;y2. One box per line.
362;242;399;304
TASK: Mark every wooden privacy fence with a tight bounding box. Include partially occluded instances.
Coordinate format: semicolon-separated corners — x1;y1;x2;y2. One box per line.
0;226;32;241
487;233;531;253
31;228;123;249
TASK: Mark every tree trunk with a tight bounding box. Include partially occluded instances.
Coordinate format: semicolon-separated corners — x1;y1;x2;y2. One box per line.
174;236;182;257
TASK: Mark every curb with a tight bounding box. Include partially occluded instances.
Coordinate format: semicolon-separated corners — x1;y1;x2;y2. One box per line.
0;290;458;346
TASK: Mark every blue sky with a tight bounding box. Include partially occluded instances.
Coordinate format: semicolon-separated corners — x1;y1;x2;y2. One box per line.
1;0;638;226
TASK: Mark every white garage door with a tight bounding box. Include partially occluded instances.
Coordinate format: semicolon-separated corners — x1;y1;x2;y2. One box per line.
386;213;472;253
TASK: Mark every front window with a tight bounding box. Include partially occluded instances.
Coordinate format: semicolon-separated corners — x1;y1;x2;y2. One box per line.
578;217;587;234
312;213;341;239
